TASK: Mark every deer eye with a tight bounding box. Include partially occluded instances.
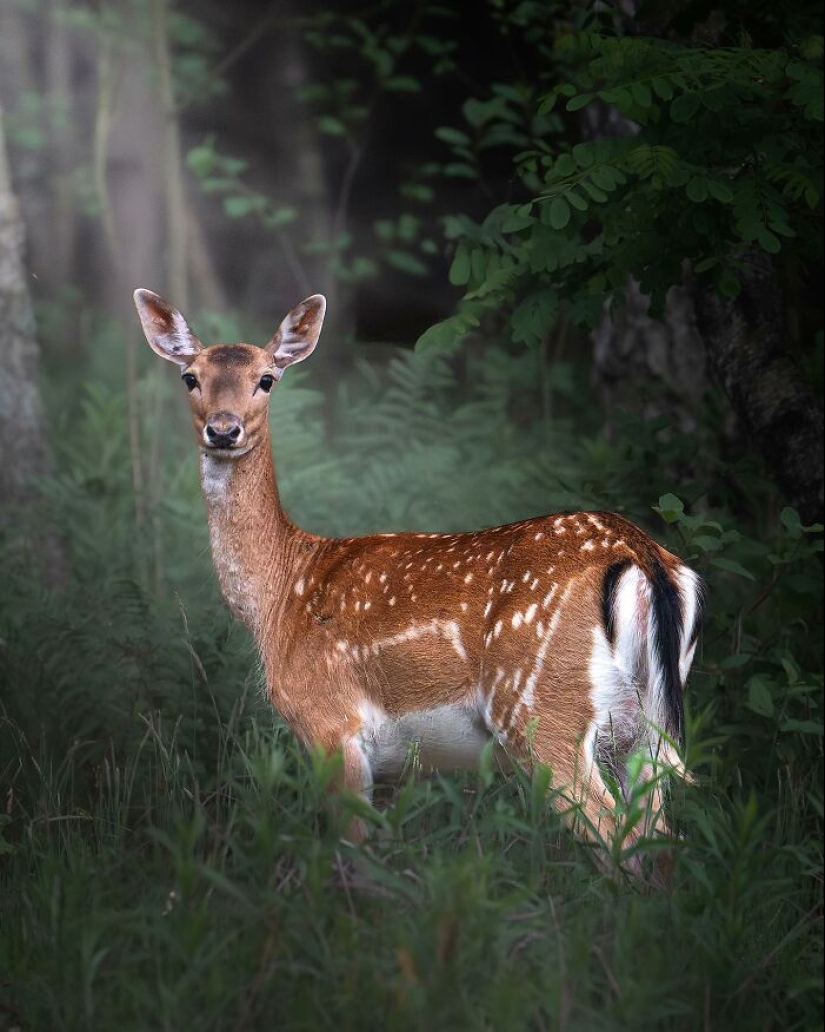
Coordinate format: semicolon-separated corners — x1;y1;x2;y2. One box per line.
182;373;198;391
258;375;275;393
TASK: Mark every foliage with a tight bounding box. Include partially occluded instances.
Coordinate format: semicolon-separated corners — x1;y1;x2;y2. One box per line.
425;28;824;351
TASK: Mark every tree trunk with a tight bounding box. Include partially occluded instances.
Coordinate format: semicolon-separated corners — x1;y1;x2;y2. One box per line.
0;100;52;509
693;253;824;525
591;279;708;434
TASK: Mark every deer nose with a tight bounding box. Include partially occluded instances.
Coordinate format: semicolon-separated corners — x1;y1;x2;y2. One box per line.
204;414;244;449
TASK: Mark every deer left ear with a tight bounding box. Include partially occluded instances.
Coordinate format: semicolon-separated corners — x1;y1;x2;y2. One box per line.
133;288;202;367
266;294;326;376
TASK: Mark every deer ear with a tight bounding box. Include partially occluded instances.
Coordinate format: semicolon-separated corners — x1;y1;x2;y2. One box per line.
133;289;202;367
265;294;326;376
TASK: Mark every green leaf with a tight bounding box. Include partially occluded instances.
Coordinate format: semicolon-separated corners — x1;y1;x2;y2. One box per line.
780;507;803;538
449;244;471;286
186;141;216;177
631;82;653;108
780;718;824;735
671;92;701;122
710;558;756;581
435;126;471;147
385;75;421;92
747;678;775;718
385;250;428;276
510;290;558;348
686;177;709;203
263;206;297;228
223;195;255;218
582;181;608;203
443;162;477;178
720;653;753;670
538;92;558;115
549;197;571;230
415;314;466;352
707;179;734;203
317;115;346;136
757;227;781;254
655;493;684;522
566;93;594;112
590;167;617;192
692;534;722;552
717;268;741;298
502;209;535;232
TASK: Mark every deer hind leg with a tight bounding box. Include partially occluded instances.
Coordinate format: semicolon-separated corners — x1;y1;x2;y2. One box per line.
520;728;631;868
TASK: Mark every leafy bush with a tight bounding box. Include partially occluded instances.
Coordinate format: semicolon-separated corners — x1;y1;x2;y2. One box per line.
424;30;824;350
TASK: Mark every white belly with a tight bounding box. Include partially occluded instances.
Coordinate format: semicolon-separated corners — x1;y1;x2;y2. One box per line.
356;701;495;780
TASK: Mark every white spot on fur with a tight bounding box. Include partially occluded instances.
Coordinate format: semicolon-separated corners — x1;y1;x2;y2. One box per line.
509;582;572;727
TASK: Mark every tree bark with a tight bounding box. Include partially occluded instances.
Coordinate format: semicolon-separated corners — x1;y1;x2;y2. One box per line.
0;100;52;508
693;252;824;526
592;279;707;433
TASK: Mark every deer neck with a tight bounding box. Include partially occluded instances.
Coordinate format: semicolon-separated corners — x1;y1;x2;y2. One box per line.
199;431;301;636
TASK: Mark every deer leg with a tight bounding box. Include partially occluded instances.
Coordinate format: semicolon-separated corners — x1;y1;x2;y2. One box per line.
335;738;373;845
522;726;645;875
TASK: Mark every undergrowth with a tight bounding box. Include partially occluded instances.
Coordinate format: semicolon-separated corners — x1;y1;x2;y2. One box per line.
0;333;822;1031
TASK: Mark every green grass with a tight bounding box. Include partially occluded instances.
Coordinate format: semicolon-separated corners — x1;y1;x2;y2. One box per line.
1;338;822;1030
1;700;821;1031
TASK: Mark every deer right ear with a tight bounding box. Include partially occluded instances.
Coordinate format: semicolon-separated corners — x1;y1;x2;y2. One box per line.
133;289;202;367
265;294;326;375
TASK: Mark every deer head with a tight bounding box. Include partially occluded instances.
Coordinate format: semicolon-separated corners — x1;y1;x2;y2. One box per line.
133;289;326;456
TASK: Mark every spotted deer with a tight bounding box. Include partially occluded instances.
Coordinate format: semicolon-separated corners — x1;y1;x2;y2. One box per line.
134;288;705;866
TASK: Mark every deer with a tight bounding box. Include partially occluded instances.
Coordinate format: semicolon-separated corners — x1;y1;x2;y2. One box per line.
134;287;705;872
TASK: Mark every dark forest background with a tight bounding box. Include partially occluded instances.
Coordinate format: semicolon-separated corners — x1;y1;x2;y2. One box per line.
0;2;822;1029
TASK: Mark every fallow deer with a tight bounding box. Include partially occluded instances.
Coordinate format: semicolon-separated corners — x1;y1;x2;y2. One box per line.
134;288;704;867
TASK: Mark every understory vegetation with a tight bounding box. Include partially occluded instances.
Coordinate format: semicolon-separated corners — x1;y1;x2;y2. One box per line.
1;338;822;1030
1;0;823;1028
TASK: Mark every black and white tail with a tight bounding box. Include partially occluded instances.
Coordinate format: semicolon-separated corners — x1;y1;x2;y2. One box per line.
593;556;706;778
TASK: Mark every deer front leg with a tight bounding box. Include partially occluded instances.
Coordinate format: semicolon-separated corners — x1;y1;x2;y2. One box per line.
335;738;373;844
